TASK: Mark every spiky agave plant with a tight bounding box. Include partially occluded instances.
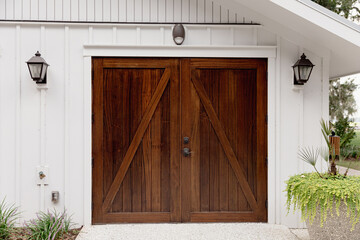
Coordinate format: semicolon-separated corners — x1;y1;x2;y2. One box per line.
0;198;19;239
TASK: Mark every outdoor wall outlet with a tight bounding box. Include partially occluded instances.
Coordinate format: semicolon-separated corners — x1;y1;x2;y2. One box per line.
51;191;59;203
36;166;49;185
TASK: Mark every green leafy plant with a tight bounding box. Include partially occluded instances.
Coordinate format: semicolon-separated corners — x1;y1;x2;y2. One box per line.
287;119;360;230
0;198;19;239
26;209;73;240
286;173;360;229
334;117;356;149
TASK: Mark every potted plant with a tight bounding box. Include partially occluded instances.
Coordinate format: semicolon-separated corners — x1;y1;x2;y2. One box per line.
286;120;360;240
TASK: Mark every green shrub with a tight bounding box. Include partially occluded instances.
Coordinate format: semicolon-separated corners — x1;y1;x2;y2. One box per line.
26;209;73;240
334;117;356;149
0;199;19;239
286;173;360;230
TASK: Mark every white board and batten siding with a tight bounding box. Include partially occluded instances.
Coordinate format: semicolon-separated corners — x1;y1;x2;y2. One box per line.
0;0;248;23
0;0;329;228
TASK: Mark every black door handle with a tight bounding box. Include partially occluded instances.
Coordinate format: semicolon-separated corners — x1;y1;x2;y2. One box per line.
183;148;191;157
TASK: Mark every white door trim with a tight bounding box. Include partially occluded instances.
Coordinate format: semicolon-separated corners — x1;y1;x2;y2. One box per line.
82;45;278;225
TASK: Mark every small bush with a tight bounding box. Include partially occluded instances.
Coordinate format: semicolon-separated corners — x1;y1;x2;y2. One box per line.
26;209;73;240
334;117;356;149
0;198;19;239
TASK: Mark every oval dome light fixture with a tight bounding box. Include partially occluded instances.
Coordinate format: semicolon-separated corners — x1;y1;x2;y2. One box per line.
172;24;185;45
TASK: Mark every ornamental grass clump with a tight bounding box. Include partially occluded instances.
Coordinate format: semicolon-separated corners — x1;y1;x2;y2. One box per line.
0;199;19;239
26;209;73;240
286;173;360;229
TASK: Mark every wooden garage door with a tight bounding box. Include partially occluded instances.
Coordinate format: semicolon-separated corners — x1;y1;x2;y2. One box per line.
92;58;267;224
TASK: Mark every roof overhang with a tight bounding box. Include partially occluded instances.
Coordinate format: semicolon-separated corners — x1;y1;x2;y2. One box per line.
220;0;360;79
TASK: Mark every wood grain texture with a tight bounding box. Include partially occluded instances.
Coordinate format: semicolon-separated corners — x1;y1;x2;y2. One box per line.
93;58;267;223
101;67;171;213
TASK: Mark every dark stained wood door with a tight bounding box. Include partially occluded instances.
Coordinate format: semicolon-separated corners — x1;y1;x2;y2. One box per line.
92;58;267;224
181;59;267;222
92;58;181;223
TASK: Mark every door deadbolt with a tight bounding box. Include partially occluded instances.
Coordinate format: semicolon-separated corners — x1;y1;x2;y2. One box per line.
183;137;190;144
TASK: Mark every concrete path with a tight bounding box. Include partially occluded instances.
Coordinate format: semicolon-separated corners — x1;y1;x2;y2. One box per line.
338;165;360;176
76;223;309;240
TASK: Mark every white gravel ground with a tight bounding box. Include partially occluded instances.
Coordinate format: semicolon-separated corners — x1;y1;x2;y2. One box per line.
76;223;305;240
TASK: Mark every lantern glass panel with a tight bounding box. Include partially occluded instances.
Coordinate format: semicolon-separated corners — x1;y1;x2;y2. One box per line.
28;63;43;79
294;66;300;81
299;66;312;81
40;64;48;80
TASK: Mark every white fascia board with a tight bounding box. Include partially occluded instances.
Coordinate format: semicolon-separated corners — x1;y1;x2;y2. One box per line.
270;0;360;48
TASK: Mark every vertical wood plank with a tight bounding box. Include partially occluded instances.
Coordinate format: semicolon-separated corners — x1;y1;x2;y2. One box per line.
134;0;143;22
5;0;14;19
160;82;170;212
143;0;150;22
221;6;228;23
209;70;219;211
46;0;54;20
229;10;236;23
87;0;95;21
22;0;31;19
173;0;181;22
190;73;201;212
182;0;189;22
30;0;39;20
256;60;268;221
212;2;220;23
63;0;71;20
119;0;126;21
142;69;152;212
170;59;181;222
14;0;22;19
54;0;62;21
131;70;143;212
38;0;47;20
189;0;197;22
103;0;111;21
197;0;204;23
158;0;166;22
151;69;162;212
0;0;5;19
180;59;192;221
228;69;239;212
70;0;79;21
127;0;135;22
79;0;87;21
165;0;173;22
110;1;118;22
204;0;212;23
199;70;210;212
103;70;115;212
92;58;104;222
122;70;132;212
94;0;103;21
219;69;229;211
150;0;158;22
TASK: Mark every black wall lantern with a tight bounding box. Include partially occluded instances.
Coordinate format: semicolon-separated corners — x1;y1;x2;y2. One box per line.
172;24;185;45
292;53;315;85
26;51;49;84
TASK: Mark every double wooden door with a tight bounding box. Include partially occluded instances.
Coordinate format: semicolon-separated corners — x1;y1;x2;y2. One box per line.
92;58;267;224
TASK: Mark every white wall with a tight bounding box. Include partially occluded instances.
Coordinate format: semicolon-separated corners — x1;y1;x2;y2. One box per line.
0;1;329;229
0;0;245;23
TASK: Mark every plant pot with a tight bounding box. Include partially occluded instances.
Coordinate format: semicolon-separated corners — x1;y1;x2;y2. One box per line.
306;201;360;240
